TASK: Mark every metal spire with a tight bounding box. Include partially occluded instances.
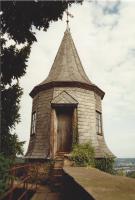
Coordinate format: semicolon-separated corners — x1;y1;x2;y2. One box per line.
66;9;69;28
65;5;74;30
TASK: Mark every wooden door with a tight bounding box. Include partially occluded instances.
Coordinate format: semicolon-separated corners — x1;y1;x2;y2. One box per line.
56;108;73;152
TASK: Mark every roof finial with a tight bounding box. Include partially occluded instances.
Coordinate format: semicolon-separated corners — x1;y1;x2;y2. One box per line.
65;5;74;31
66;8;69;28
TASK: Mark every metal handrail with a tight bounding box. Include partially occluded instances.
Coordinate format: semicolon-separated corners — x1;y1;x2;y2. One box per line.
1;163;38;200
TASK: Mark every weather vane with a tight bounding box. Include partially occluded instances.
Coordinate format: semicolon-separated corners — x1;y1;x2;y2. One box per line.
65;6;74;28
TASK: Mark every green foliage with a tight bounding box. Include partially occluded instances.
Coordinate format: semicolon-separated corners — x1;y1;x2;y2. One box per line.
95;156;115;174
70;143;95;167
115;169;126;176
1;44;31;85
72;125;78;146
0;154;13;195
126;171;135;179
1;83;25;158
70;142;115;174
1;40;29;157
2;133;25;159
1;1;82;44
1;84;23;130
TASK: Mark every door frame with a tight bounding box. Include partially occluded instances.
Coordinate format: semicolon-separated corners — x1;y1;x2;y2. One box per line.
50;104;78;158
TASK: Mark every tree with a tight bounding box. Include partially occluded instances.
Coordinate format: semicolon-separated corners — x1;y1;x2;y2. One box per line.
1;38;30;157
0;154;13;195
1;1;82;157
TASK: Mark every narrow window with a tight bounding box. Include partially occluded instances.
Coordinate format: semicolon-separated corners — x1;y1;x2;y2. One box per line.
96;111;102;135
31;112;36;135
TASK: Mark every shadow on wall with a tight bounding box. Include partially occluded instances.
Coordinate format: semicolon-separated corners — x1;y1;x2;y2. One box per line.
62;173;95;200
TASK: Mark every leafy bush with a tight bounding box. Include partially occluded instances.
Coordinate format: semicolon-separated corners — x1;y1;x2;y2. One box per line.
95;156;115;174
0;154;13;195
70;142;115;174
70;143;95;167
115;169;126;176
126;171;135;179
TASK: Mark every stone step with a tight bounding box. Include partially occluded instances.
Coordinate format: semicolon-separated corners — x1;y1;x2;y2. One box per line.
63;158;73;167
31;185;62;200
51;168;63;174
55;156;64;160
53;174;63;177
50;175;63;182
53;160;64;169
46;193;62;200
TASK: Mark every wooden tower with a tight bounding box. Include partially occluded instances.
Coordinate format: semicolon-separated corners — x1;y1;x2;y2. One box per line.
25;27;114;160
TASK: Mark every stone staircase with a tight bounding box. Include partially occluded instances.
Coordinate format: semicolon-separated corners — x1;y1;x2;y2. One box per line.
31;154;73;200
49;155;64;191
49;153;72;191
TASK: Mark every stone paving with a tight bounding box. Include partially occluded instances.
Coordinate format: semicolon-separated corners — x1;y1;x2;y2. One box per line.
31;185;62;200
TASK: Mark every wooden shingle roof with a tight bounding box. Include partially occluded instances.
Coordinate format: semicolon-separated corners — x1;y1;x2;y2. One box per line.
30;28;105;99
39;28;91;85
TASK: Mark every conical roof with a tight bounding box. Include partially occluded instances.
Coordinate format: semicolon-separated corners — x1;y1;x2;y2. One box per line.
30;27;105;99
39;27;91;85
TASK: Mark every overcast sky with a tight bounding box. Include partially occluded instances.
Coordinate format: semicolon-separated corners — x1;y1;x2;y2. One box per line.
15;0;135;158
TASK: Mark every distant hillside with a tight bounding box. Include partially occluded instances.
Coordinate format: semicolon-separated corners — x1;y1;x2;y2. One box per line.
114;158;135;167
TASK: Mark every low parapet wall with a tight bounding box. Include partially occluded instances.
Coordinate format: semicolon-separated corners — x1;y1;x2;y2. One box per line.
63;167;135;200
62;172;95;200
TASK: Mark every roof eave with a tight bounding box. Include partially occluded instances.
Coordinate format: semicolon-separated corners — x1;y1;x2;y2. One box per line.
29;81;105;99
